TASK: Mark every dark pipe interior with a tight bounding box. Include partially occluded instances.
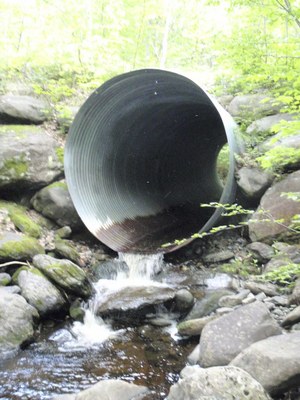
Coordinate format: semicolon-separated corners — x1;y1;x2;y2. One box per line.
65;69;239;253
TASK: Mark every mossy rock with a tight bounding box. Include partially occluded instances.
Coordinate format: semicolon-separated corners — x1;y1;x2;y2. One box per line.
0;231;45;261
0;272;11;286
54;238;82;266
0;200;42;238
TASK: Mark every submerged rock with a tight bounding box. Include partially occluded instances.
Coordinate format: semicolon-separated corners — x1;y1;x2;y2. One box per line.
199;301;281;367
33;254;93;299
166;365;271;400
0;290;39;352
52;379;150;400
231;332;300;395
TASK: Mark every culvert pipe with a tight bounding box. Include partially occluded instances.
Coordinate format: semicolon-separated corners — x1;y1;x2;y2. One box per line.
64;69;241;254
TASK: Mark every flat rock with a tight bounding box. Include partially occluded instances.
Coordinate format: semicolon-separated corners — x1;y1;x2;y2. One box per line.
0;231;44;261
244;280;279;297
246;113;295;134
177;315;218;336
166;365;271;400
231;332;300;395
0;95;50;124
0;292;39;352
52;379;149;400
228;93;281;119
249;170;300;243
33;254;93;299
16;267;67;316
199;301;281;367
202;250;234;263
0;126;63;191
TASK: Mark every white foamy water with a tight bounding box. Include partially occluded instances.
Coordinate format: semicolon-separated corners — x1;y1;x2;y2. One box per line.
55;253;165;349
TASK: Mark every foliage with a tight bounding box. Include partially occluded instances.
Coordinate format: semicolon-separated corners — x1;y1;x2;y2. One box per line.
256;146;300;171
259;263;300;286
221;256;260;277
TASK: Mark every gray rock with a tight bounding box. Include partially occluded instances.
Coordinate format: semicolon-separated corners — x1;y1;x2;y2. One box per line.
175;288;194;312
242;293;256;305
0;292;39;351
54;238;83;266
184;289;232;320
166;365;271;400
218;289;250;307
246;113;295;134
263;133;300;152
269;295;289;307
199;301;281;367
33;254;93;299
31;181;83;231
289;278;300;305
236;167;274;201
217;94;234;109
246;242;275;263
231;332;300;395
0;231;44;261
202;250;234;263
0;126;63;191
177;315;218;336
187;344;200;365
0;285;21;294
16;267;67;316
282;305;300;327
0;272;11;286
0;95;51;124
52;379;149;400
249;170;300;243
264;256;292;273
228;93;281;119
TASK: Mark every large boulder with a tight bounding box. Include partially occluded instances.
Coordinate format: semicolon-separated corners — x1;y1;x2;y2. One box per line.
246;113;295;134
228;93;281;119
198;301;281;367
31;181;83;231
0;290;39;352
52;379;149;400
15;267;67;316
248;170;300;243
231;332;300;396
236;167;274;201
0;126;63;192
33;254;93;299
0;94;50;124
166;365;271;400
0;231;44;261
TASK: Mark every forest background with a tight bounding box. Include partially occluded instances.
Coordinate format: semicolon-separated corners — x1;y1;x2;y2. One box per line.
0;0;299;148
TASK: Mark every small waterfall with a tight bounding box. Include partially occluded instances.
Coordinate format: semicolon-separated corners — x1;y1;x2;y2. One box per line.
51;253;165;349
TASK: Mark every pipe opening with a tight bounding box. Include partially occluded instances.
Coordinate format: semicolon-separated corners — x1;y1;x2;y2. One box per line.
65;69;240;254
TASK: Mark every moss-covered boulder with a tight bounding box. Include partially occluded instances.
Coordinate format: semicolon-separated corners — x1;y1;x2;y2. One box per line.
0;231;44;261
0;290;39;352
0;125;63;192
33;254;93;299
54;238;83;266
0;200;42;238
15;266;67;316
0;272;11;286
31;181;83;231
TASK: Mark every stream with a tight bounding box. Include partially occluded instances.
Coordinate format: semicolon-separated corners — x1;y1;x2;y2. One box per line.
0;253;229;400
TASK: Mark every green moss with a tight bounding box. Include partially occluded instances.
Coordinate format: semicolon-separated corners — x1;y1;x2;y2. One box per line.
0;156;28;182
47;181;67;190
0;125;41;136
55;147;64;164
0;201;42;238
0;236;44;261
54;238;80;264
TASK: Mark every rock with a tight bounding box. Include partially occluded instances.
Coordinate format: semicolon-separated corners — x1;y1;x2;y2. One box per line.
69;299;85;322
264;256;292;273
242;292;256;305
15;267;67;316
228;93;281;119
174;288;194;312
0;292;38;352
269;295;289;307
246;242;275;263
245;280;279;297
92;259;129;280
231;332;300;396
54;238;83;266
0;95;51;124
184;289;232;320
177;315;218;336
246;113;295;134
262;132;300;152
0;272;11;286
31;181;83;231
202;249;234;263
0;231;44;261
0;285;21;294
249;170;300;243
289;278;300;305
218;289;251;307
217;94;234;109
33;254;93;299
0;125;63;192
96;283;175;318
187;344;200;365
52;379;149;400
282;306;300;327
199;301;281;367
166;365;271;400
55;226;72;239
236;167;274;201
